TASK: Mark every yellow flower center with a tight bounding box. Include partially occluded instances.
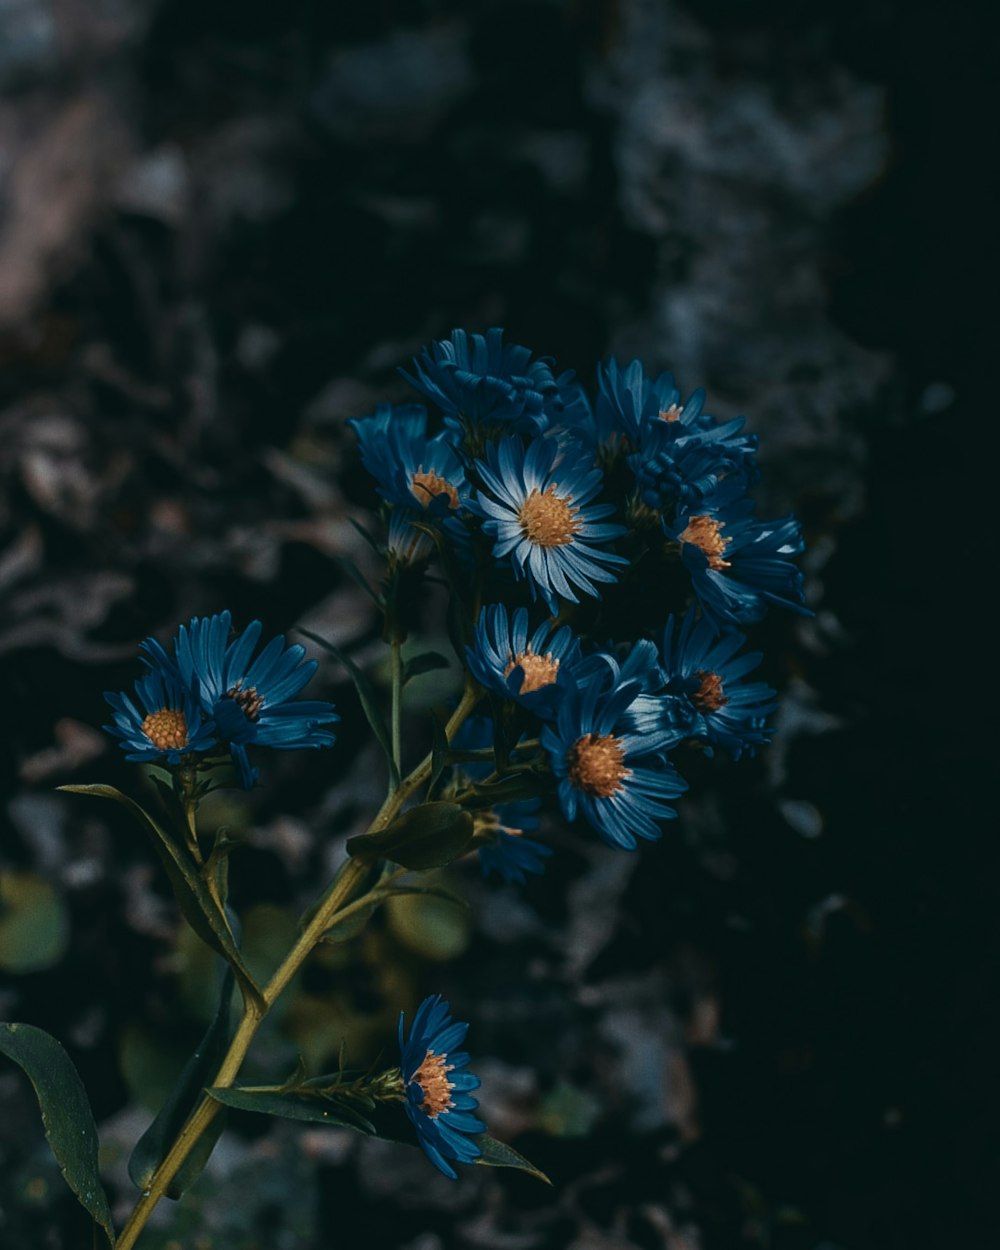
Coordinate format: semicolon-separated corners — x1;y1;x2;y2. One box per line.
692;670;727;712
504;648;560;693
566;733;630;798
411;468;459;510
227;684;264;721
679;514;731;570
518;486;581;547
658;403;684;422
140;708;188;751
413;1049;455;1118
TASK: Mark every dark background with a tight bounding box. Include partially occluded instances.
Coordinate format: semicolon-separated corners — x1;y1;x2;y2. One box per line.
0;2;992;1248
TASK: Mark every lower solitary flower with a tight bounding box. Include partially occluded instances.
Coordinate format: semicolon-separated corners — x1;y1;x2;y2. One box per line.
399;995;485;1179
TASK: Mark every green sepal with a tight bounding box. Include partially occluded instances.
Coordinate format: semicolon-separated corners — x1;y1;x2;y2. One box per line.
128;966;235;1199
298;629;400;789
402;650;450;684
474;1134;551;1184
58;785;264;1014
347;801;474;870
0;1022;116;1245
206;1084;376;1134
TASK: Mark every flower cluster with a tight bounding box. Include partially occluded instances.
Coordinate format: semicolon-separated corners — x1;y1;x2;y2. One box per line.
104;610;338;788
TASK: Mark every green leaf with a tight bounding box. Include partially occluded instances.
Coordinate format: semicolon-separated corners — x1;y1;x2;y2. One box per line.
298;629;400;789
0;870;69;973
402;650;450;684
474;1134;551;1184
0;1023;116;1245
465;771;545;808
206;1085;375;1134
338;555;385;607
58;785;264;1014
347;801;474;870
348;516;384;555
128;967;235;1199
427;710;450;798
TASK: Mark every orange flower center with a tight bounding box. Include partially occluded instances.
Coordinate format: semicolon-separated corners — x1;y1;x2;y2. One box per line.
679;514;731;570
566;733;630;798
413;1049;455;1118
227;683;264;721
140;708;188;751
411;468;459;510
518;486;581;547
504;648;560;692
692;670;727;712
658;403;684;422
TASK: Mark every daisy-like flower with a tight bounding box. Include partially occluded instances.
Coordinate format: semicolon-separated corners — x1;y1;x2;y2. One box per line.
659;610;777;760
465;603;582;717
473;435;628;615
398;995;486;1179
664;481;809;627
400;327;562;441
142;611;338;789
349;403;469;520
475;798;552;885
103;668;216;765
541;669;688;850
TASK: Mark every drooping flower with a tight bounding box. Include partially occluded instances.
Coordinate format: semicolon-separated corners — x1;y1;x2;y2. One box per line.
475;799;551;885
103;668;216;765
664;482;809;627
465;603;582;717
659;610;777;760
541;667;688;850
398;995;485;1179
473;435;628;615
142;612;338;789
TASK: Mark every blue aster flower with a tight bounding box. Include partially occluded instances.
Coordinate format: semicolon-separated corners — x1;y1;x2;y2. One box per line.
398;995;486;1179
659;610;777;760
473;435;628;615
400;327;562;441
142;612;338;789
465;604;583;718
475;799;552;885
103;668;217;765
663;483;809;627
541;669;688;850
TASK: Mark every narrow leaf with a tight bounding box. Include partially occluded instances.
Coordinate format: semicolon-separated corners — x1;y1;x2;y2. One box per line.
206;1085;375;1134
129;967;235;1198
427;710;450;798
0;1023;116;1245
347;801;474;870
58;786;263;1013
465;772;544;808
474;1134;552;1184
338;555;385;607
298;629;399;789
402;650;450;684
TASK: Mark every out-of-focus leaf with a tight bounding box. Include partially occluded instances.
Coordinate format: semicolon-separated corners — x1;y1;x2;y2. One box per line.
298;629;399;789
129;967;235;1198
58;785;263;1013
0;1023;116;1244
206;1085;375;1134
474;1134;551;1183
386;878;471;960
402;650;450;683
338;555;385;607
347;801;474;870
0;871;69;973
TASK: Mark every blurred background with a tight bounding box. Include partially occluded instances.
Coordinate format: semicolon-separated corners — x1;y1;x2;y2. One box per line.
0;1;991;1248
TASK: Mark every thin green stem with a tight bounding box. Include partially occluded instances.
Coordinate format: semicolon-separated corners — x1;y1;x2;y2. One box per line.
390;634;403;788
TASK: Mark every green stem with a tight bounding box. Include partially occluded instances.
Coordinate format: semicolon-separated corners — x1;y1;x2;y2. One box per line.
115;680;481;1250
390;634;403;788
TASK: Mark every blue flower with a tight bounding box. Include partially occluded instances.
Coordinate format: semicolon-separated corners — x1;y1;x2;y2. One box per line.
659;610;777;760
541;669;688;850
103;669;217;765
475;799;551;885
142;612;338;789
400;327;562;441
664;484;810;627
398;995;486;1179
473;435;628;614
466;604;582;717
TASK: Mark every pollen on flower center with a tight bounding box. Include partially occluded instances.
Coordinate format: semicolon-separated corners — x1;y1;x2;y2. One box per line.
693;669;727;712
140;708;188;751
504;647;559;692
227;683;264;722
658;403;684;422
566;733;630;798
413;1049;455;1118
518;486;581;547
411;468;459;510
679;514;731;570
